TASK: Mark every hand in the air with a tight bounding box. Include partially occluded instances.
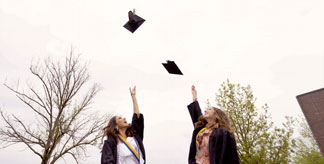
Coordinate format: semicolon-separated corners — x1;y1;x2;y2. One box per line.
192;85;197;102
130;86;136;97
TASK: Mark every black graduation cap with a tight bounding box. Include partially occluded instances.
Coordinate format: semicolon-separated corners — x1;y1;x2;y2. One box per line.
162;60;183;75
123;9;145;33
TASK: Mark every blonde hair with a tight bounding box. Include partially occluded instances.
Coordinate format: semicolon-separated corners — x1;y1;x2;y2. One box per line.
195;107;234;134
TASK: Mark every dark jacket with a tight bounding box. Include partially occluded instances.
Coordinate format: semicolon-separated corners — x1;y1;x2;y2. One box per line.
187;101;240;164
101;113;146;164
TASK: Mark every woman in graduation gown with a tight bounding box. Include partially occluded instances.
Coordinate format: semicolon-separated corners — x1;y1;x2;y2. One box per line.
187;85;239;164
101;86;145;164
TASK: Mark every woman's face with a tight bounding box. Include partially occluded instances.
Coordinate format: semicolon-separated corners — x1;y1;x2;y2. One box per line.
115;116;128;129
204;107;216;119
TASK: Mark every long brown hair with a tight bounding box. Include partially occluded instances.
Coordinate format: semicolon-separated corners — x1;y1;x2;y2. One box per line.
195;107;234;134
103;116;136;139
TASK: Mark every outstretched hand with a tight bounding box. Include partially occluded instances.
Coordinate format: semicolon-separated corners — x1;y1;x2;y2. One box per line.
130;86;136;96
192;85;197;102
130;86;139;116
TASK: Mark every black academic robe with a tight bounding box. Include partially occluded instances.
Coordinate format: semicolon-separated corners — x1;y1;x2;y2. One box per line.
101;113;146;164
187;101;240;164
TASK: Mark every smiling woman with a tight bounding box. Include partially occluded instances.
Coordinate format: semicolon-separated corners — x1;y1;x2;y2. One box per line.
187;85;239;164
101;86;146;164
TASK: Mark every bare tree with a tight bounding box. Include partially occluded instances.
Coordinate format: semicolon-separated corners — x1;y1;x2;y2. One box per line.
0;50;110;164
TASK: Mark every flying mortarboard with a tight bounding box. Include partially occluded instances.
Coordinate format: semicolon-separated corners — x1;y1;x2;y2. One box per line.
162;60;183;75
123;9;145;33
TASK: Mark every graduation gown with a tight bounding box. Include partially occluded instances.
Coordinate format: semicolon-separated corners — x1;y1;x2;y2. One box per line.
187;101;240;164
101;113;146;164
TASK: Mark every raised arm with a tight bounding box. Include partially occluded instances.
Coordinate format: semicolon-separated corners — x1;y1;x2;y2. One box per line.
192;85;197;102
130;86;140;117
130;86;144;140
187;85;202;126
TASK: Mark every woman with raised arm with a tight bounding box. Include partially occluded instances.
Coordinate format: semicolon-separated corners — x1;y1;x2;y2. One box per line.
101;86;145;164
187;85;239;164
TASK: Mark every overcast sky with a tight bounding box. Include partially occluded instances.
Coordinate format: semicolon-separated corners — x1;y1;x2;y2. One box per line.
0;0;323;163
